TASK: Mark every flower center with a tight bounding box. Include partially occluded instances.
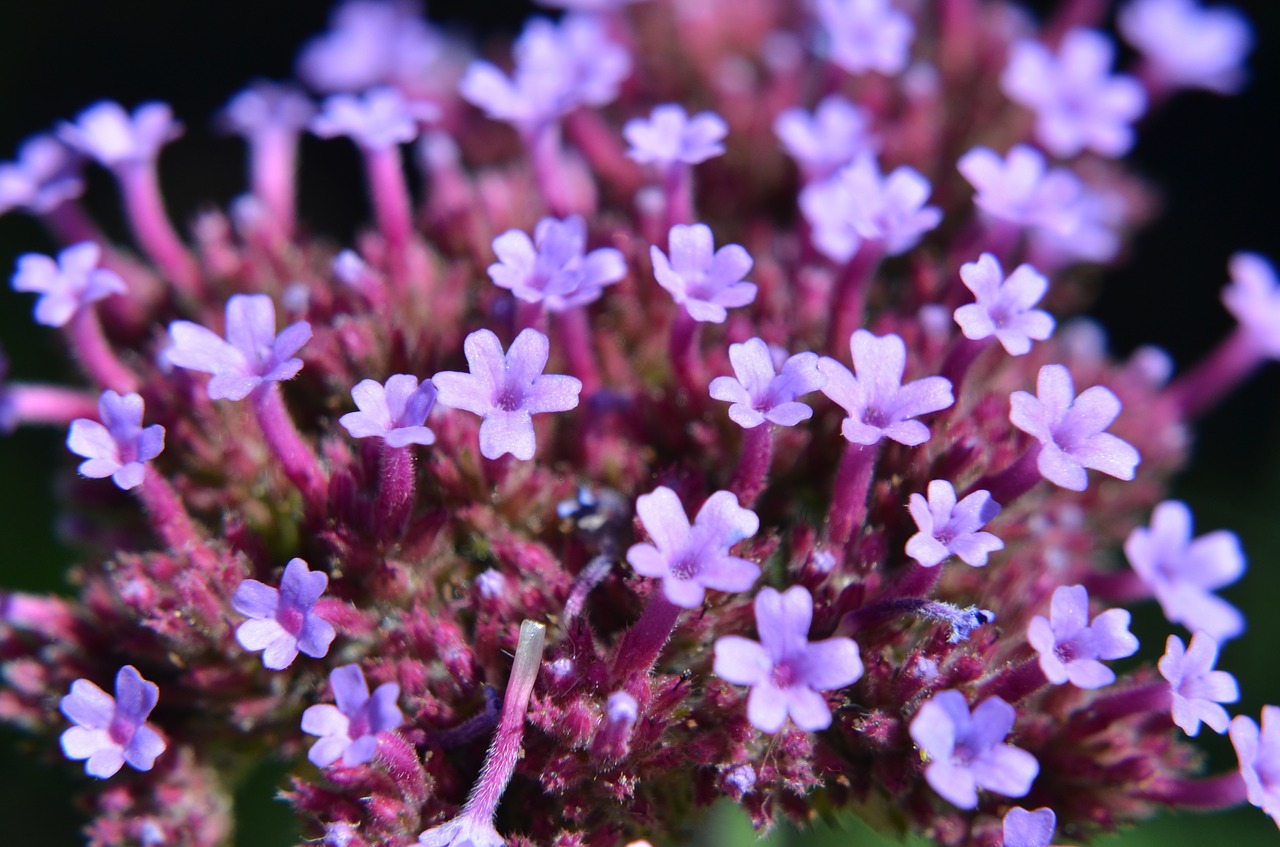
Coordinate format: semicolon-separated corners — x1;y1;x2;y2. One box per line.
496;384;525;412
108;714;136;746
278;606;305;636
769;661;797;690
668;555;699;581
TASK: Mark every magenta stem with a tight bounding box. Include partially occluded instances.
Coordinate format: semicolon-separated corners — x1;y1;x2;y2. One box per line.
1166;327;1264;420
827;442;880;547
250;383;327;509
940;336;993;389
9;384;100;427
966;448;1041;506
611;592;684;681
1068;682;1172;738
662;163;693;230
669;310;703;396
375;443;416;538
525;123;572;218
979;658;1049;703
116;161;200;297
555;307;601;396
1141;771;1248;810
365;145;414;268
827;247;883;356
563;555;613;625
66;307;138;394
40;201;106;247
1083;568;1153;604
137;466;213;565
251;127;300;237
729;424;773;508
563;110;640;196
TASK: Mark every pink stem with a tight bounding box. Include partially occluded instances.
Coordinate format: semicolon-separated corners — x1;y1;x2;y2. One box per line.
555;307;601;396
729;424;773;508
1141;771;1248;810
137;466;214;566
827;442;880;547
827;247;883;356
611;593;684;681
1068;682;1172;738
66;307;138;394
250;383;327;509
116;161;200;297
375;443;416;538
9;384;100;427
669;310;702;396
980;658;1049;703
1166;327;1264;420
525;123;572;218
662;163;693;230
364;145;414;274
250;127;300;237
940;336;993;389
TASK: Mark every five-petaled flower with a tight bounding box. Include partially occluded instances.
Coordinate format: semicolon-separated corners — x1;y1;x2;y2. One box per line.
1159;632;1239;736
60;665;166;778
815;0;915;77
310;86;438;150
774;94;877;183
954;253;1055;356
1028;584;1140;689
339;374;438;447
1118;0;1253;95
650;223;756;323
11;241;126;327
301;664;403;767
905;480;1004;568
58;100;183;167
709;338;826;429
624;104;727;166
0;134;84;216
957;145;1082;236
487;215;626;311
66;390;165;491
1231;706;1280;827
1222;252;1280;358
232;558;337;670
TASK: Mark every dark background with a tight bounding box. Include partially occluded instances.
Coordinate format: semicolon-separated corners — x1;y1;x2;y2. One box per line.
0;1;1277;844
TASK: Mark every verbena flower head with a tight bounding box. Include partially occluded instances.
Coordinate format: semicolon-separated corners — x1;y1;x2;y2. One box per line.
1118;0;1253;95
815;0;915;77
1002;807;1056;847
1222;252;1280;357
1159;632;1239;736
301;664;402;767
954;253;1055;355
708;337;826;429
0;134;84;216
310;86;438;150
650;223;756;323
11;241;126;328
60;666;165;778
774;94;877;183
57;100;182;168
624;104;728;166
905;480;1003;568
1231;707;1280;827
800;154;941;261
713;585;863;732
488;215;626;311
339;374;438;447
232;558;337;670
221;82;316;138
1028;584;1140;688
957;145;1081;235
66;390;165;491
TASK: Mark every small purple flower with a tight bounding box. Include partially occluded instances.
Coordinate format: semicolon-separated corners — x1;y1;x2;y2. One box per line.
624;104;728;166
1009;364;1140;491
905;480;1003;568
488;215;627;311
301;664;403;767
166;293;312;402
310;86;438;150
1159;632;1239;736
221;81;316;138
708;338;826;429
1002;807;1056;847
626;486;760;608
954;253;1055;356
339;375;438;448
650;223;756;323
713;585;863;732
59;665;166;778
57;100;183;168
1124;500;1245;641
1230;706;1280;826
11;241;126;328
815;0;915;77
417;817;503;847
432;328;582;461
909;690;1039;809
956;145;1081;235
1222;252;1280;358
1027;584;1140;689
1118;0;1253;95
817;330;954;446
66;390;165;491
1001;29;1147;158
231;558;336;670
0;134;84;216
774;94;877;183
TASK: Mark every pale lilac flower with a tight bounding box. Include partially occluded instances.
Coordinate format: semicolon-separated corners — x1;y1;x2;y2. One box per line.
1028;584;1140;688
626;486;760;608
488;215;627;311
624;104;727;166
1003;807;1056;847
905;480;1003;568
709;338;826;429
1123;500;1245;641
417;817;503;847
166;294;312;402
221;82;316;137
954;253;1055;356
339;375;438;447
1159;632;1239;736
310;86;439;150
1001;29;1147;158
1118;0;1253;95
713;585;863;732
231;558;336;670
0;134;84;215
432;328;582;461
11;242;126;327
1009;364;1140;491
57;101;183;167
1230;706;1280;826
909;690;1039;809
1222;252;1280;357
774;95;877;183
817;330;954;446
957;145;1082;234
301;664;403;767
59;666;165;778
815;0;915;77
650;224;756;323
66;391;165;491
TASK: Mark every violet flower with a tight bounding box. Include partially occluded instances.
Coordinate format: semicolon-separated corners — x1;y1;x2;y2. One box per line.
488;215;627;311
624;104;728;166
1159;632;1239;736
909;690;1039;809
301;664;403;767
0;134;84;216
625;486;760;608
231;558;336;670
1222;252;1280;358
340;375;437;447
310;86;439;150
708;338;826;429
817;330;954;446
774;94;877;183
650;223;756;323
815;0;915;77
1009;363;1140;491
957;145;1081;236
1231;706;1280;826
57;100;182;168
713;585;863;732
1003;807;1056;847
221;82;316;139
1123;500;1245;642
1118;0;1253;95
166;293;312;402
11;241;126;328
59;665;165;778
1028;584;1140;689
905;480;1004;568
432;328;582;461
954;253;1055;356
66;390;165;491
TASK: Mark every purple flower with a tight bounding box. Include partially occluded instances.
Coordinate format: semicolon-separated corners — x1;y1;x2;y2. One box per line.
1009;364;1140;491
221;82;316;138
708;338;826;429
954;253;1055;356
815;0;915;77
650;224;756;323
488;215;627;311
1222;252;1280;357
1230;706;1280;826
713;585;863;732
957;145;1082;235
905;480;1004;568
57;100;183;168
432;328;582;461
301;664;403;767
231;558;336;670
1001;29;1147;158
417;817;503;847
1118;0;1253;95
909;690;1039;809
0;134;84;216
166;294;312;402
817;330;954;446
1002;807;1056;847
1027;584;1140;689
1027;180;1125;268
59;666;165;778
774;94;877;183
310;86;438;150
625;486;760;608
1123;500;1245;641
624;104;727;166
66;390;165;491
11;241;126;327
1159;632;1239;736
339;375;438;448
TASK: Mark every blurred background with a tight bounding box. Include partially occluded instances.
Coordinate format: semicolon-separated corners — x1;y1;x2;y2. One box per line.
0;0;1277;844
